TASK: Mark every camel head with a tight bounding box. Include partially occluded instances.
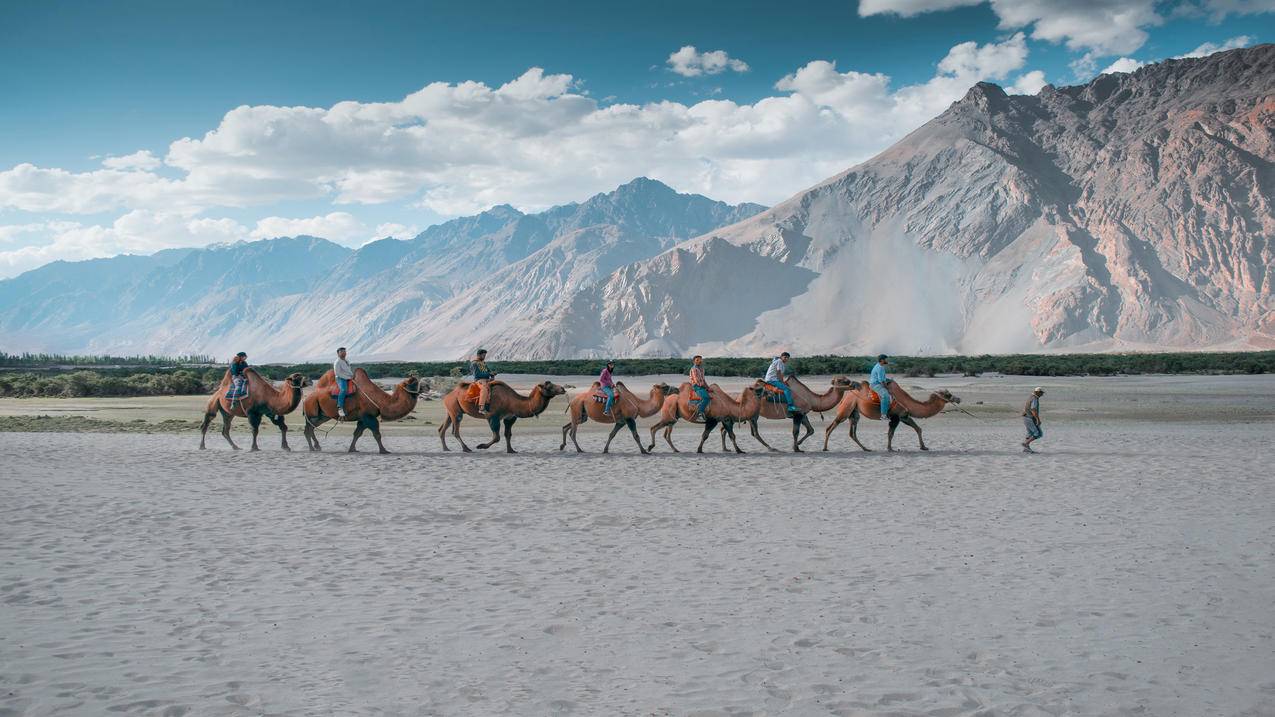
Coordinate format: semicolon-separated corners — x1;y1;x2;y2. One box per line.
654;382;677;396
539;381;567;397
830;376;856;389
401;372;421;393
935;389;960;404
284;372;307;389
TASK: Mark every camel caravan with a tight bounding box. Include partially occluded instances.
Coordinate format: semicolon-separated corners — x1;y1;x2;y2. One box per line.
199;349;965;454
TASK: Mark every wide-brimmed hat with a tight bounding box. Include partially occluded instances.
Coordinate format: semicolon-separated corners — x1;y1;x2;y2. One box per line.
1033;387;1045;394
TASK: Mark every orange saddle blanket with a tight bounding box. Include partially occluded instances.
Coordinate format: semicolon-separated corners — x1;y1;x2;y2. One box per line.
865;389;882;409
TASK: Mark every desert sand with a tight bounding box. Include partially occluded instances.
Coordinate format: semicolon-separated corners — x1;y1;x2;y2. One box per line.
1;374;1273;715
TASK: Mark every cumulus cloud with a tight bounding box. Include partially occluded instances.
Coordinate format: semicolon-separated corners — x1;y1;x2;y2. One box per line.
1;35;1044;272
101;150;162;171
1101;57;1146;74
0;212;248;278
667;46;750;77
250;212;368;244
1008;69;1048;93
1190;0;1275;19
862;0;1162;56
374;222;420;240
1175;35;1253;58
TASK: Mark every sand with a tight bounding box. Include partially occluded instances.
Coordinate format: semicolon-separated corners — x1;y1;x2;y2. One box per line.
1;375;1273;715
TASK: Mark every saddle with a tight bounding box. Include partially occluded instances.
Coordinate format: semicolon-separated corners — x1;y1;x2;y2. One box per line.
461;379;505;403
760;383;787;403
328;381;358;397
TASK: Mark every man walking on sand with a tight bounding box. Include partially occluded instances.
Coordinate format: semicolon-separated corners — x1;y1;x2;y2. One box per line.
1022;387;1044;452
333;347;354;419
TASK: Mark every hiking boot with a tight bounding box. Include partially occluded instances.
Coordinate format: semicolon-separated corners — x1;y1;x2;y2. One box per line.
479;405;490;415
337;408;346;419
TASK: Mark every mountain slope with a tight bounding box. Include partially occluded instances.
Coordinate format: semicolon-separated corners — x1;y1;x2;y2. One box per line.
507;45;1274;358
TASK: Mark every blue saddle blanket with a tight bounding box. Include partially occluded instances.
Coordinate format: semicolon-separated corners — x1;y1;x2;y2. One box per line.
225;377;249;400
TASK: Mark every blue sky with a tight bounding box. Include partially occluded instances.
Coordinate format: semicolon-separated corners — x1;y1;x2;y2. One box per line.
0;0;1270;277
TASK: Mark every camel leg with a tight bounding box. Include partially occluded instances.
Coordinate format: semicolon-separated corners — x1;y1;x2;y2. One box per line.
305;414;326;451
848;410;871;452
748;418;778;452
268;414;291;452
199;409;215;450
697;418;718;453
823;415;846;451
720;424;728;451
627;418;648;455
887;415;901;452
901;415;927;451
247;412;264;452
647;419;673;452
476;416;501;450
790;414;804;452
369;417;389;454
348;420;366;452
559;420;571;451
219;407;240;451
502;417;517;454
438;414;452;451
724;421;745;454
603;421;624;453
797;414;814;447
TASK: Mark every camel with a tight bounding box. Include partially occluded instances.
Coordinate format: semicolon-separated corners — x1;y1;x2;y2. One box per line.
198;368;307;451
646;380;767;454
822;380;960;452
735;375;856;452
438;380;566;453
560;381;676;454
301;368;421;453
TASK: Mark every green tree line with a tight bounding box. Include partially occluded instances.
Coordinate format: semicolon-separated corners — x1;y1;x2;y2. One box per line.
0;351;1270;398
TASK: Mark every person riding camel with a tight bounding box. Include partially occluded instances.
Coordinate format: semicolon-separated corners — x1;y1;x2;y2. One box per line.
869;354;892;424
764;352;799;415
689;355;711;420
333;347;354;419
598;360;617;416
228;351;249;404
467;349;496;415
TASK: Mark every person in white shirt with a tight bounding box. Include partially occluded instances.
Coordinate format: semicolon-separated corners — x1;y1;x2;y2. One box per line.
333;347;355;418
763;352;798;414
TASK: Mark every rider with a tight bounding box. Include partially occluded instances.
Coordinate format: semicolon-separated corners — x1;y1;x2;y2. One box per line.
764;352;798;415
689;355;711;420
229;351;249;398
869;354;892;421
333;347;354;418
468;349;496;415
598;360;617;416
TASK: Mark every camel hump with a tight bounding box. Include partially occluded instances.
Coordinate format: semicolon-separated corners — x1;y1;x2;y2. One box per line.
613;381;629;391
315;369;336;386
354;367;370;381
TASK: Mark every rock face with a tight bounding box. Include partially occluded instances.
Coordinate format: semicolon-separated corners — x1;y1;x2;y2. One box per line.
520;45;1273;358
1;47;1269;360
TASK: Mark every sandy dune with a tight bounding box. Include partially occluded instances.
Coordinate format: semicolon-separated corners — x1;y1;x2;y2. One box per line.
2;375;1273;715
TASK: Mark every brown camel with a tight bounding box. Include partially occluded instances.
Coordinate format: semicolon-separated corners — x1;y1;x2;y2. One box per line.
822;380;960;452
560;381;676;454
646;380;767;454
301;369;421;453
198;368;307;451
439;380;566;453
735;375;856;452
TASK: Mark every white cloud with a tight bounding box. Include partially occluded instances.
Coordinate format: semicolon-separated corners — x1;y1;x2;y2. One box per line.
862;0;1163;56
1100;57;1146;74
1175;35;1253;58
0;212;248;278
667;46;750;77
1;35;1041;272
374;222;420;240
1008;69;1048;93
1195;0;1275;19
250;212;368;244
101;150;162;171
859;0;983;17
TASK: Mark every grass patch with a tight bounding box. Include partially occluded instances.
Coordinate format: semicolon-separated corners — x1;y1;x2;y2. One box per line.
0;415;204;433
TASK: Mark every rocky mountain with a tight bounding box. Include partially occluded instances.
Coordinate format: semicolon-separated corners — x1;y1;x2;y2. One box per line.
480;44;1273;358
2;47;1269;360
0;179;765;358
